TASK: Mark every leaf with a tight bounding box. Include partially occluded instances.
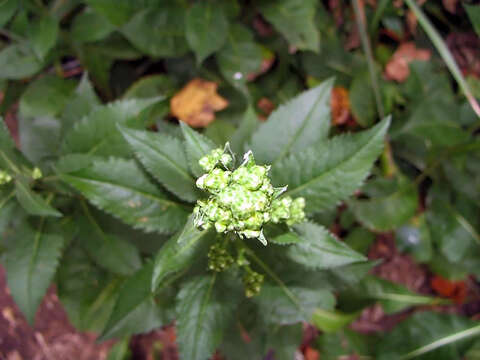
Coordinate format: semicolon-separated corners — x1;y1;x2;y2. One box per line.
152;216;211;291
271;231;302;245
0;117;30;172
349;177;418;232
0;44;43;79
18;115;61;163
0;0;18;27
28;14;59;61
180;122;217;177
85;0;136;25
176;275;235;360
4;222;65;323
286;222;366;269
123;74;175;99
377;312;478;360
62;98;159;157
266;324;303;360
349;71;377;127
396;214;432;263
255;284;335;325
19;75;76;118
71;8;115;43
273;117;390;213
119;126;200;202
250;79;333;166
15;180;62;217
59;157;189;234
317;330;371;360
230;106;259;154
122;6;189;58
101;261;162;340
259;0;319;52
106;337;130;360
204;119;236;146
217;24;263;92
170;79;228;128
384;42;431;82
312;309;359;333
185;2;229;64
465;4;480;36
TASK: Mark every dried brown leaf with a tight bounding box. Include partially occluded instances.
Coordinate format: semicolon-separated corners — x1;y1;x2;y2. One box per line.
385;42;431;82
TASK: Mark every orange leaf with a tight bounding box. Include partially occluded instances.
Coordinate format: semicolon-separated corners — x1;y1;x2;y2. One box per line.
385;42;431;82
330;86;351;126
431;276;467;305
170;78;228;128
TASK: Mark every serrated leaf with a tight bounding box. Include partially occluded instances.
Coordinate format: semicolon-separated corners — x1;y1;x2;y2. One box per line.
259;0;319;52
28;14;58;61
62;98;160;157
152;216;211;291
176;275;235;360
349;176;418;232
377;312;478;360
186;2;229;64
4;222;65;323
100;261;162;340
180;122;217;177
122;6;188;58
18;115;61;163
119;126;200;202
250;80;333;166
286;222;366;269
15;180;62;217
59;157;189;234
273;117;390;213
255;284;335;325
271;231;302;245
0;44;43;79
19;75;76;118
230;106;259;154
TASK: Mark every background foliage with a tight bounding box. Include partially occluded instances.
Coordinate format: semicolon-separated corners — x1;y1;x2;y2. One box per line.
0;0;480;359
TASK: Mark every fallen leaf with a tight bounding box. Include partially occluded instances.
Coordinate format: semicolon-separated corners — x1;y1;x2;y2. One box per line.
431;275;467;305
385;42;431;82
170;78;228;128
330;86;352;126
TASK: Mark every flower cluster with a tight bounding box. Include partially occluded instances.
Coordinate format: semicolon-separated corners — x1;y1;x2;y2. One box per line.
193;144;306;245
243;268;264;298
0;170;12;185
207;242;234;272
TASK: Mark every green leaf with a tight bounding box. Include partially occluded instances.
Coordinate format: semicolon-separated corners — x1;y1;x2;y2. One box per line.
271;231;302;245
106;337;131;360
4;222;65;323
152;216;211;291
19;75;76;118
186;2;229;64
204;120;236;147
18;115;61;163
396;214;432;263
123;74;175;99
0;117;30;172
255;284;335;325
28;14;59;61
61;73;101;134
286;222;366;269
0;44;43;79
217;24;263;93
15;181;62;217
265;324;303;360
85;0;137;25
318;330;371;360
119;126;200;202
62;98;159;157
71;8;115;43
180;122;217;177
176;275;235;360
349;177;418;232
0;0;18;27
250;79;333;166
349;70;377;127
59;157;189;234
465;4;480;36
312;309;359;333
230;106;259;154
122;6;188;58
101;261;162;340
377;312;478;360
273;117;390;213
259;0;319;52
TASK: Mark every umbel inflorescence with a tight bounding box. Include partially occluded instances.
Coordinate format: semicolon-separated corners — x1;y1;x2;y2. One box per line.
193;144;306;246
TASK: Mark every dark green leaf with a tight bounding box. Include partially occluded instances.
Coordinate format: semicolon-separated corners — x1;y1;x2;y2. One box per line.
176;275;235;360
85;0;136;25
15;180;62;217
152;216;211;291
286;222;366;269
18;116;61;163
4;222;65;323
0;0;17;27
106;337;131;360
465;4;480;36
119;126;200;202
186;2;229;64
266;324;303;360
349;70;376;127
259;0;319;52
28;14;58;60
101;261;162;340
59;157;189;234
230;106;259;154
250;80;333;165
180;122;217;177
71;8;115;43
273;118;390;213
0;44;43;79
204;120;236;147
122;6;188;58
318;330;371;360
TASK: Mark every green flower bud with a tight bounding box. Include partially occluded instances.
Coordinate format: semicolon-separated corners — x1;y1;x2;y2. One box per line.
286;197;306;226
243;268;264;297
203;168;231;193
208;243;234;272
